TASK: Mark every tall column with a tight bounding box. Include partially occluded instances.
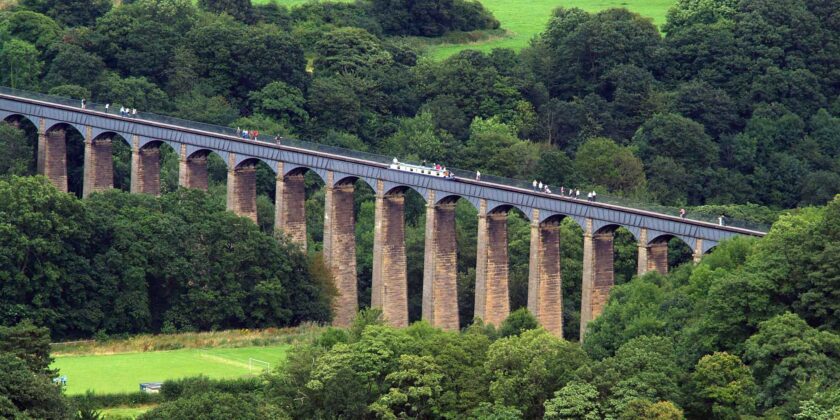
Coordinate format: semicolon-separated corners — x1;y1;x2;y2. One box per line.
422;192;459;331
647;240;669;275
371;181;408;327
474;200;510;327
692;239;704;264
637;228;649;277
580;220;614;340
226;154;257;223
274;165;307;249
36;118;46;175
528;210;563;337
83;129;113;198
131;137;161;196
323;172;358;327
42;125;67;193
179;147;209;191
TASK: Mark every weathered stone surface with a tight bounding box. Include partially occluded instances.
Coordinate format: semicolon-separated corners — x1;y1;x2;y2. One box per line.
227;164;257;223
83;135;113;197
475;202;510;327
528;216;563;337
324;176;357;327
179;147;209;191
591;232;614;320
275;172;307;249
372;184;408;327
580;220;615;340
43;128;67;192
132;145;161;195
647;240;669;275
422;196;459;331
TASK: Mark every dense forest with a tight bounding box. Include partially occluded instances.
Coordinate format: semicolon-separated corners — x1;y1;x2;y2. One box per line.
1;0;839;417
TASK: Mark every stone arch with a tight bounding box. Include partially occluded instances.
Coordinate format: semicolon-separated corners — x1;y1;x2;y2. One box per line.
435;193;480;211
39;122;84;195
488;203;529;217
333;174;377;191
182;149;225;191
2;113;37;128
647;233;691;248
282;165;327;185
384;184;428;202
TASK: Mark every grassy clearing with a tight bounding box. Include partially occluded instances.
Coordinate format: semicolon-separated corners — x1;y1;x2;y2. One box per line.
53;345;288;395
51;324;322;356
424;0;675;59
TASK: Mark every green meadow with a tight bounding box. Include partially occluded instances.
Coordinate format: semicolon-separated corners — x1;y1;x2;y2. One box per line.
52;345;288;395
253;0;675;59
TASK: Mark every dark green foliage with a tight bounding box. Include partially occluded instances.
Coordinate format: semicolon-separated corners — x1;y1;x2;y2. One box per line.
0;321;54;376
365;0;499;36
19;0;111;27
198;0;254;23
498;308;538;337
139;391;284;419
0;353;73;419
0;177;331;339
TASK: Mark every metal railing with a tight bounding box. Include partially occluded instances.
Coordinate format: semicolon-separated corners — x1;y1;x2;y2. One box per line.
0;86;769;233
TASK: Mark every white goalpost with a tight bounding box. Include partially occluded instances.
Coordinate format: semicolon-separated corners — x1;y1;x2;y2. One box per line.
248;358;271;373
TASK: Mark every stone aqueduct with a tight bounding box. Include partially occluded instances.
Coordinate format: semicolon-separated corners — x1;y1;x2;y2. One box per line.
0;92;765;339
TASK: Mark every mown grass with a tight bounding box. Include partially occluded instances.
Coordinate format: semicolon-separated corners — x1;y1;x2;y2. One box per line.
424;0;675;59
53;345;288;395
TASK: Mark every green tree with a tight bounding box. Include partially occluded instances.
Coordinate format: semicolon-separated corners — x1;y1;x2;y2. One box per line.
20;0;111;27
369;354;444;418
93;72;168;112
249;81;308;128
743;313;840;411
5;11;61;52
43;44;104;88
0;38;43;89
140;391;284;419
689;352;756;418
498;308;538;338
485;329;589;418
543;381;603;420
574;137;647;195
0;353;72;420
0;123;35;176
314;27;392;75
0;321;54;376
198;0;254;22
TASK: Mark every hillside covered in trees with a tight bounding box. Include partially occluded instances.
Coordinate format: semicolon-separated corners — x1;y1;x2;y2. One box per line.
1;0;839;417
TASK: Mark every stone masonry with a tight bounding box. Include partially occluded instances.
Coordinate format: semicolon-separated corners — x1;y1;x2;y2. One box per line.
528;212;563;337
226;160;258;223
422;193;459;331
323;172;358;327
475;200;510;327
42;126;68;192
647;240;669;275
131;139;161;195
580;219;616;340
83;133;113;198
179;146;209;191
372;182;409;327
275;169;307;249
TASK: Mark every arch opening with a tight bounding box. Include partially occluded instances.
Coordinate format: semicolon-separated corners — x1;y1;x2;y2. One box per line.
0;115;38;176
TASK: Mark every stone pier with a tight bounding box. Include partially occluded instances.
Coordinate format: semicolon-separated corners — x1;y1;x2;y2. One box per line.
226;155;257;223
178;146;209;190
371;181;408;327
528;211;563;337
130;137;161;195
647;239;669;274
474;200;510;327
274;164;307;249
82;129;113;198
323;172;357;327
40;123;68;192
693;239;704;264
422;192;459;331
580;220;614;340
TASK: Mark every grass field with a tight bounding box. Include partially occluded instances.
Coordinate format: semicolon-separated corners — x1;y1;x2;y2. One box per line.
100;405;156;419
426;0;674;58
254;0;674;59
53;345;288;395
